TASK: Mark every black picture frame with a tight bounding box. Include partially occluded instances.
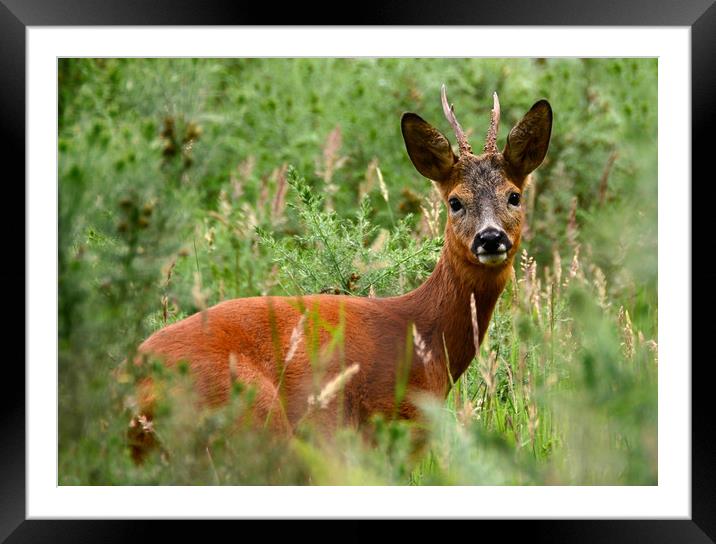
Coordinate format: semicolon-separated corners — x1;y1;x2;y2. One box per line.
5;0;712;540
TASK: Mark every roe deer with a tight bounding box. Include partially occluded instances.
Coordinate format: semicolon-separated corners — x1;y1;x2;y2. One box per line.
128;85;552;461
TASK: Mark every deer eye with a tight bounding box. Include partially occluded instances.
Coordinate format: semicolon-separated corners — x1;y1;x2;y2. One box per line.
448;197;463;213
508;192;521;206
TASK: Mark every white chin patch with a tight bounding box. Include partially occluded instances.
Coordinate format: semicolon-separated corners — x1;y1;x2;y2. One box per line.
478;252;507;265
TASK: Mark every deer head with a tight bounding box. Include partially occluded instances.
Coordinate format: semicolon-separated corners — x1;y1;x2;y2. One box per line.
401;85;552;269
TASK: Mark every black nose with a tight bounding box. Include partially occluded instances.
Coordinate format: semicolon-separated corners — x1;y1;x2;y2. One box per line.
472;228;512;255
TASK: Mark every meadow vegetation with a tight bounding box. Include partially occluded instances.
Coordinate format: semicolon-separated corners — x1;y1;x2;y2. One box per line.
58;58;657;485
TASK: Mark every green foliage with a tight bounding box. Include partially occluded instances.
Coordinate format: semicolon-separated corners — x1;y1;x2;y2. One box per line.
58;57;657;486
258;167;441;296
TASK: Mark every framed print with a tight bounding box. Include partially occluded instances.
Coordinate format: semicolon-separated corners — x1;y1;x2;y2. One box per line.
6;0;713;540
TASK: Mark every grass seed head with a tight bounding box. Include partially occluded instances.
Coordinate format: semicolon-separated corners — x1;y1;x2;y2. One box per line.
377;166;389;204
412;324;432;365
285;313;307;364
307;363;360;410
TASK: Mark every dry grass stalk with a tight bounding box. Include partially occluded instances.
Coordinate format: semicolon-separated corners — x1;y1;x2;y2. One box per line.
475;397;484;419
204;226;216;252
271;163;289;223
285;313;307;364
206;446;221;484
191;272;208;311
525;371;539;448
238;202;259;237
161;295;169;325
319;125;347;183
503;357;517;407
592;265;609;310
377;166;389;204
442;332;455;390
359;157;380;200
237;155;256;180
598;150;619;205
470;293;480;353
519;249;541;315
566;196;579;249
457;399;477;427
419;186;443;238
207;210;229;227
564;245;582;287
517;347;528;388
520;249;534;279
552;249;562;293
231;155;255;200
510;265;519;308
645;339;658;365
307;363;360;409
257;172;271;212
617;306;635;360
161;257;177;288
160;257;178;325
479;350;499;397
317;125;348;208
531;274;542;320
218;189;232;219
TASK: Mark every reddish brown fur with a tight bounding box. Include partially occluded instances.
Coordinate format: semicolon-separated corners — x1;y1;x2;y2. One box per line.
129;89;552;461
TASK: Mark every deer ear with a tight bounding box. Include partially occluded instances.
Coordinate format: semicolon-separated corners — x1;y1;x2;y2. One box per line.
503;100;552;182
401;113;457;183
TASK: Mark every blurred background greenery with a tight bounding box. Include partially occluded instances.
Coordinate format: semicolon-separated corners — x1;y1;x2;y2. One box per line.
58;58;657;485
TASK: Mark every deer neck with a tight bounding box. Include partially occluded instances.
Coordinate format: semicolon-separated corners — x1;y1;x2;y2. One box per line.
399;235;512;382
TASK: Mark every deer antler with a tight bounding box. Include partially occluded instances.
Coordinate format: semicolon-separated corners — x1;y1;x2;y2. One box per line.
441;84;472;156
483;92;500;154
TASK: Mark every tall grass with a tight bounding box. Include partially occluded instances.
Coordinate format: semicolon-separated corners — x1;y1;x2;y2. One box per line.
58;58;657;485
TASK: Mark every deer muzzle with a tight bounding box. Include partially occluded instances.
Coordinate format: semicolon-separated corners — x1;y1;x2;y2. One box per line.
471;228;512;265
